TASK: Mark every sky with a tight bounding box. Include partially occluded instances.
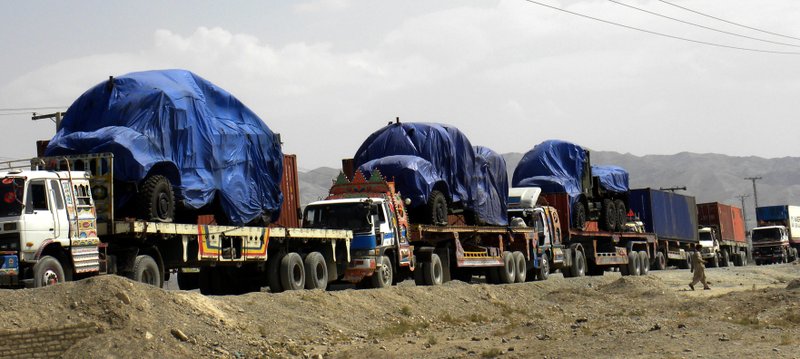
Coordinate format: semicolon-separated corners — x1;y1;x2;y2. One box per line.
1;0;799;169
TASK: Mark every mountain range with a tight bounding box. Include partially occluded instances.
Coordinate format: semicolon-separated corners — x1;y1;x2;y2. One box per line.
298;151;800;230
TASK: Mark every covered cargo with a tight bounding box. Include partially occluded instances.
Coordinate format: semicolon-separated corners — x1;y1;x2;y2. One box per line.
45;69;283;225
354;122;507;225
756;205;800;240
511;140;629;207
697;202;746;243
628;188;698;242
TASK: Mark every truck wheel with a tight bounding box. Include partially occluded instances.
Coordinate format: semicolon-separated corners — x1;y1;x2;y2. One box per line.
720;250;730;267
427;190;449;226
512;252;526;283
710;253;719;268
499;252;516;284
653;252;666;271
280;253;305;291
573;202;586;230
177;271;200;290
139;175;175;222
536;253;550;281
267;252;285;293
423;253;444;285
638;251;650;276
304;252;329;290
570;250;586;277
128;255;161;287
199;267;215;295
600;199;617;232
485;267;500;284
614;199;627;232
369;255;393;289
33;256;66;287
622;251;638;276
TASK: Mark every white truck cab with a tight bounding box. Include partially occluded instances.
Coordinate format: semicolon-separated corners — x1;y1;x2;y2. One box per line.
0;169;100;287
697;226;721;267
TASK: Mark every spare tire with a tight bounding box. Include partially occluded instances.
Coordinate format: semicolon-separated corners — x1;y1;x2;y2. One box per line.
600;199;617;232
427;190;449;226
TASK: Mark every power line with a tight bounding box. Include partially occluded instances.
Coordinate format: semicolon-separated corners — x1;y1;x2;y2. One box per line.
521;0;800;55
0;111;36;117
609;0;800;49
659;0;800;43
0;106;67;112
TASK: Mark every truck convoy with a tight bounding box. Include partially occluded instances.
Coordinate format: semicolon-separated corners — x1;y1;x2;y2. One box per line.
752;205;800;264
696;202;748;267
0;70;353;294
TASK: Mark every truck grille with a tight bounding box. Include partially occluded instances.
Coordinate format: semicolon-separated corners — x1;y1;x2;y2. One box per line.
0;233;20;252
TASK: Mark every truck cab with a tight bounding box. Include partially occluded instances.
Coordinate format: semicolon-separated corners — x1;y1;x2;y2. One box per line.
0;169;101;287
751;225;797;264
697;226;721;267
303;171;414;288
507;187;565;279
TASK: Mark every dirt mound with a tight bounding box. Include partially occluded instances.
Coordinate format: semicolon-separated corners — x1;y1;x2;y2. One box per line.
787;278;800;290
598;275;669;295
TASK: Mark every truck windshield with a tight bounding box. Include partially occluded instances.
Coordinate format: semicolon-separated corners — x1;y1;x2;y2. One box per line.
752;228;782;242
304;203;371;232
698;231;712;242
0;177;24;217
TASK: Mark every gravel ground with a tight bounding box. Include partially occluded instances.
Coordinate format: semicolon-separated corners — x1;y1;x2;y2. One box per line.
1;262;799;358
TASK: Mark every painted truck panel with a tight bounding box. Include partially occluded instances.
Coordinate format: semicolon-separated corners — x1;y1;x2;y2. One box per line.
628;188;698;243
756;205;800;241
272;154;300;228
697;202;746;243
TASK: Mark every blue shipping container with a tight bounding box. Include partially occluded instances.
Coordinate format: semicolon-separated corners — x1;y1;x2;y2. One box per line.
628;188;698;242
755;205;788;222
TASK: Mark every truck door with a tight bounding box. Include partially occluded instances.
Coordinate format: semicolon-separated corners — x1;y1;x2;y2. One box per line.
48;179;69;242
21;180;56;252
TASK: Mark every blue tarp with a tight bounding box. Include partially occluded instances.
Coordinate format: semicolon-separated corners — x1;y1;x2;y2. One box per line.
353;122;507;225
512;140;587;208
591;165;629;193
473;146;509;225
45;69;283;225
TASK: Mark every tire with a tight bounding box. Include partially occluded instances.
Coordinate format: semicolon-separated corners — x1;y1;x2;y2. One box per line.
138;175;175;222
653;251;666;271
423;253;444;285
267;252;285;293
623;251;639;276
280;253;305;291
720;250;730;267
453;268;473;283
614;199;627;232
129;255;161;287
427;190;449;226
710;253;719;268
570;250;586;277
369;255;393;289
199;267;214;295
678;252;690;269
740;252;747;266
536;253;550;281
177;271;200;290
512;252;526;283
33;256;66;288
638;251;650;276
304;252;329;290
498;252;516;284
600;199;617;232
485;267;500;284
573;202;587;230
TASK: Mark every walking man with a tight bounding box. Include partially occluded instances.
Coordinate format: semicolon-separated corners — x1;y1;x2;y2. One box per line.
689;243;710;290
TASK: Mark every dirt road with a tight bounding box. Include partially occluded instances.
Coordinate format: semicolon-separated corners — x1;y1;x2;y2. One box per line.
1;263;799;358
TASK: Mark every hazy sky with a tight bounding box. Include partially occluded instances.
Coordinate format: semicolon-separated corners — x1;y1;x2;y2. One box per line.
1;0;799;169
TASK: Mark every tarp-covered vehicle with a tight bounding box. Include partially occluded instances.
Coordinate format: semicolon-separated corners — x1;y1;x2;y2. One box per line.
45;69;283;225
512;140;629;231
353;121;507;226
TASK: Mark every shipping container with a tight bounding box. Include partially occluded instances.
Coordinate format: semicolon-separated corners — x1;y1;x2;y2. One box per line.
697;202;746;243
271;154;301;228
628;188;698;243
756;205;800;241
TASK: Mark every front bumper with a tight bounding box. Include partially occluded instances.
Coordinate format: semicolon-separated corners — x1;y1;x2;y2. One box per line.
343;256;378;283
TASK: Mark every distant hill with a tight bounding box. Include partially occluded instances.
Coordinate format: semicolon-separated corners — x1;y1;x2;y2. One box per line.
298;152;800;230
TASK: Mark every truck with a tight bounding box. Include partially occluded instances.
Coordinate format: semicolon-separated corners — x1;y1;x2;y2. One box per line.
696;202;748;267
0;153;353;294
511;140;630;232
508;187;657;278
751;205;800;265
302;170;547;288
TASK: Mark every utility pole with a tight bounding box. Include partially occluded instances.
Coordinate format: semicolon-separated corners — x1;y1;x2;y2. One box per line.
736;193;752;263
659;186;687;193
744;176;762;208
32;111;65;131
